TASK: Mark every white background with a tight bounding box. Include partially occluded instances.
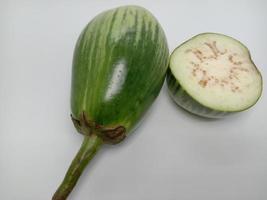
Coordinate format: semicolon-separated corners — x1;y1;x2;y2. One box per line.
1;0;267;200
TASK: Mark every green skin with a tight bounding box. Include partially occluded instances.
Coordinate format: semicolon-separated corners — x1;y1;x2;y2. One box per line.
167;33;263;118
166;69;229;118
52;5;169;200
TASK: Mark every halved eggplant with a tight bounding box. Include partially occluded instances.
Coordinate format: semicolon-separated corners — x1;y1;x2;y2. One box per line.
167;33;262;118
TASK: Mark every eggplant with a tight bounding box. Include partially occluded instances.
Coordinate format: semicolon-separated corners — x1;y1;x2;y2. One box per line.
167;33;262;118
52;5;169;199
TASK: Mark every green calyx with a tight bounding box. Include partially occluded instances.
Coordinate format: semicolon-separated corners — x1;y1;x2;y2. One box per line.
71;112;126;144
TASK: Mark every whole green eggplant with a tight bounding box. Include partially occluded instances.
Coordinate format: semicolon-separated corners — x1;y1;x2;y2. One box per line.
52;5;169;200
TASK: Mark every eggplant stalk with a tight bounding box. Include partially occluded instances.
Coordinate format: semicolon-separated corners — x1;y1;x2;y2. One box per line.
52;134;103;200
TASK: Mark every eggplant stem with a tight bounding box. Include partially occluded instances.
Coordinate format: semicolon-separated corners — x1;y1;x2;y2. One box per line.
52;134;103;200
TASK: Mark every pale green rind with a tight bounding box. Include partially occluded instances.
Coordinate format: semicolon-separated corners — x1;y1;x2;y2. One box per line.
167;69;229;118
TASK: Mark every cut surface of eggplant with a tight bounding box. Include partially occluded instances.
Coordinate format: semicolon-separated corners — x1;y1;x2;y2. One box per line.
167;33;262;118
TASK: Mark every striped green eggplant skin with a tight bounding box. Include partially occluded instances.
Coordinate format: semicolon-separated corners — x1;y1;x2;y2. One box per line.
71;5;169;140
52;6;169;200
167;33;262;118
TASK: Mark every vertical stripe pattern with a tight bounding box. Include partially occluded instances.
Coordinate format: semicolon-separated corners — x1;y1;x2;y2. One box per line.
71;6;169;132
